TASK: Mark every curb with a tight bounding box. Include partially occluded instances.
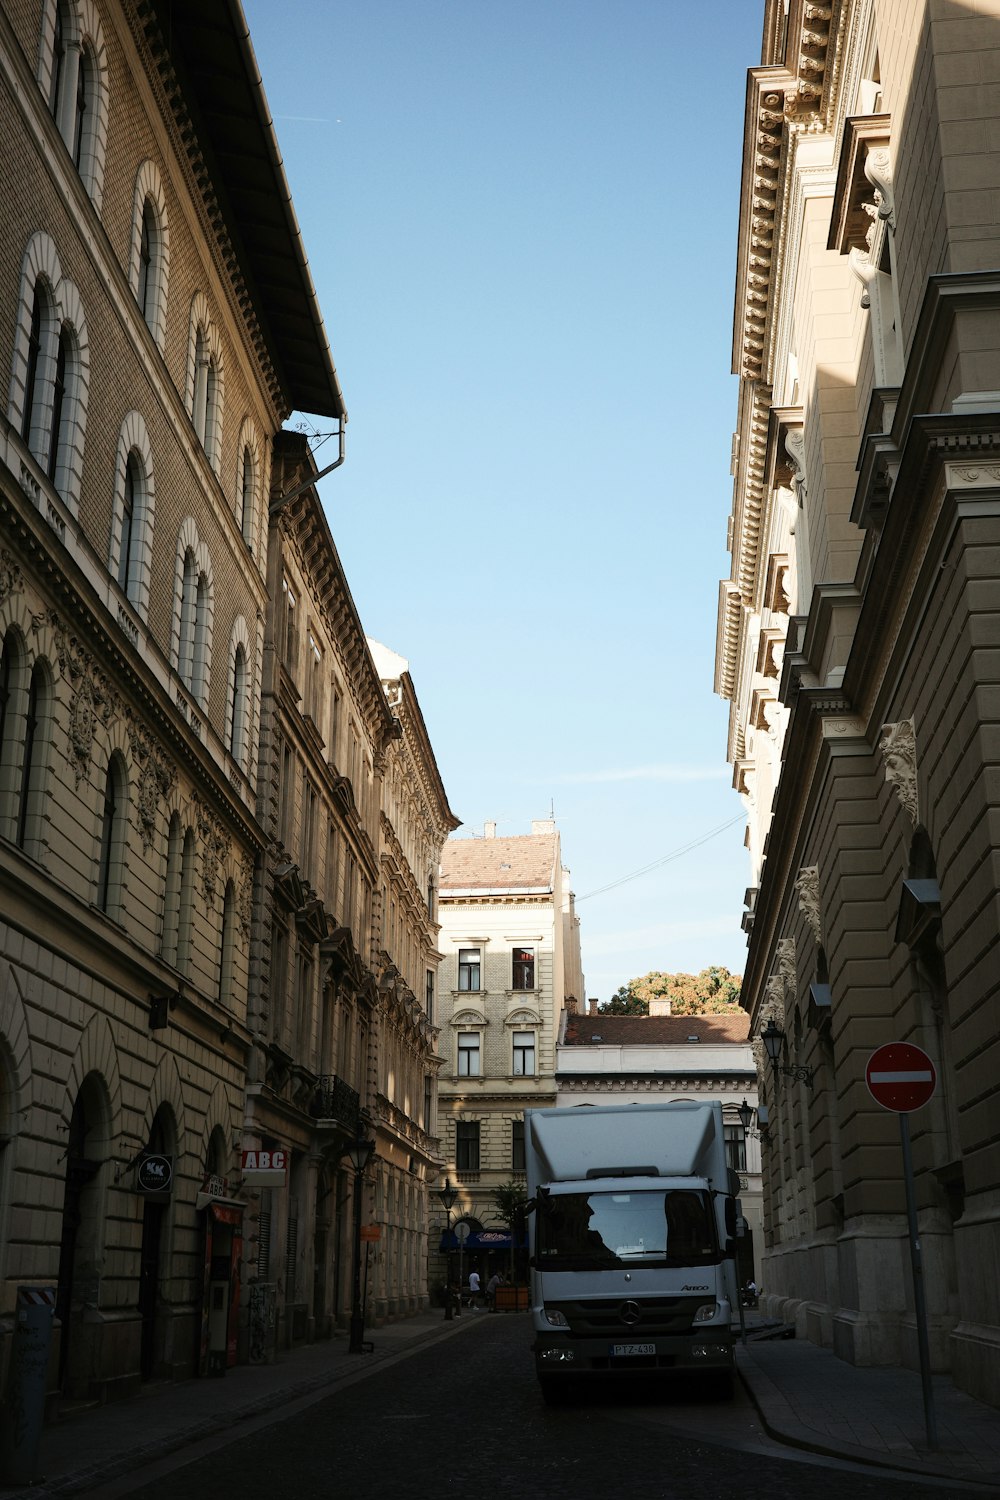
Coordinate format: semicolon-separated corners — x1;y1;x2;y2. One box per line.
735;1351;1000;1492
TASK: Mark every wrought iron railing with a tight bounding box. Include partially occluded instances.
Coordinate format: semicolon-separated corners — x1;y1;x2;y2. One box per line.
310;1074;361;1131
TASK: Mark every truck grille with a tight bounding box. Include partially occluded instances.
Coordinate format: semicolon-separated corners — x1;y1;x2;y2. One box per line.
549;1296;706;1338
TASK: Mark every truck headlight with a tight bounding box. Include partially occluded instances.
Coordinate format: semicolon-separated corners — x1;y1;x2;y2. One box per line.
693;1302;720;1323
544;1309;569;1328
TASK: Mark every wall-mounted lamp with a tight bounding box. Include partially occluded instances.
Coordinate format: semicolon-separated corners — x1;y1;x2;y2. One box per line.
761;1018;815;1087
737;1097;769;1142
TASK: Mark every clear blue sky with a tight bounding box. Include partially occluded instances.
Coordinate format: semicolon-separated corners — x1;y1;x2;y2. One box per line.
243;0;764;1002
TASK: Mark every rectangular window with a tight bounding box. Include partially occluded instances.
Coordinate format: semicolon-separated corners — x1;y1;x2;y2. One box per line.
425;969;435;1024
457;1032;480;1077
513;1031;535;1076
512;946;535;990
424;1074;433;1134
458;948;481;991
512;1118;525;1174
724;1125;747;1174
456;1120;480;1172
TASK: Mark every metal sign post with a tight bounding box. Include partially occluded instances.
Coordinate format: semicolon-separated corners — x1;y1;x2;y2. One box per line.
455;1220;470;1304
866;1042;938;1451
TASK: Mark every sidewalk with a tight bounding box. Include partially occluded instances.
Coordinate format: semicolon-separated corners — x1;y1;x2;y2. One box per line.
737;1318;1000;1490
0;1307;486;1497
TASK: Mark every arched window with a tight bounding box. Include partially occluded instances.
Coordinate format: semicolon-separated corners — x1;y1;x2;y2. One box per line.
48;0;66;115
229;643;248;768
219;878;236;1005
117;453;138;594
22;284;43;445
130;165;170;350
178;827;196;974
177;547;198;691
161;811;182;966
240;444;254;544
192;327;219;461
0;632;24;826
186;297;223;471
48;323;72;481
96;752;126;914
137;201;154;321
173;525;213;707
72;42;92;168
16;662;45;851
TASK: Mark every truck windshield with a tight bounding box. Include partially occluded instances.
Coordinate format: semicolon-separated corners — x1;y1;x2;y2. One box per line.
536;1189;719;1268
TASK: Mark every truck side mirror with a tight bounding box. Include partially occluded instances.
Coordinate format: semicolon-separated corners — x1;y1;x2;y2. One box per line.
724;1195;738;1253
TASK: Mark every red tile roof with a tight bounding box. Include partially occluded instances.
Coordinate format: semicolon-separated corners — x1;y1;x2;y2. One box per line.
563;1013;750;1046
440;833;558;891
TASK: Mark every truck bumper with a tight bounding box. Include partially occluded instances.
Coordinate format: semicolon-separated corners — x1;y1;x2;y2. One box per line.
533;1331;733;1379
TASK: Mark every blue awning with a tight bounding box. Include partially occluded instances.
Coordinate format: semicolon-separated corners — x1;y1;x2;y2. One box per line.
439;1230;524;1251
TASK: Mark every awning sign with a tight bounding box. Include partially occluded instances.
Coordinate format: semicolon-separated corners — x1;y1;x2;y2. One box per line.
242;1148;287;1187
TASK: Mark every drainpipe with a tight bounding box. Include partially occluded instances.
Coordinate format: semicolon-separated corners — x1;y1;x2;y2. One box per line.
269;419;346;519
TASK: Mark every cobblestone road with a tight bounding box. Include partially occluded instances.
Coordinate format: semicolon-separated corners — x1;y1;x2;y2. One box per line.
120;1316;967;1500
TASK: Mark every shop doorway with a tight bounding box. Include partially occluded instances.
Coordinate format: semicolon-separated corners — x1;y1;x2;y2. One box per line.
55;1081;105;1396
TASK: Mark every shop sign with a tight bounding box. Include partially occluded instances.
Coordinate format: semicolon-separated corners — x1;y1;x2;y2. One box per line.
242;1148;287;1187
136;1154;173;1196
359;1225;381;1242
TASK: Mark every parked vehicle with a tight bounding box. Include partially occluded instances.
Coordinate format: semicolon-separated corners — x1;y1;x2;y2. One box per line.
525;1101;740;1403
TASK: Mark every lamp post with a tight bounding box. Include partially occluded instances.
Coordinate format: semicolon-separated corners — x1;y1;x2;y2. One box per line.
737;1097;768;1141
438;1178;458;1320
761;1017;814;1087
341;1131;375;1354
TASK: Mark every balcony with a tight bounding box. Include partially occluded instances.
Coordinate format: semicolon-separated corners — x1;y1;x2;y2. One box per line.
310;1074;361;1133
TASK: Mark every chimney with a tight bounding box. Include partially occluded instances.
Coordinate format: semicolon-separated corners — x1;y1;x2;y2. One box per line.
531;818;556;836
564;995;578;1014
484;821;497;839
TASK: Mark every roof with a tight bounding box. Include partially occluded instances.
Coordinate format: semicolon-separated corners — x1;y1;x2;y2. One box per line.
439;833;558;893
145;0;345;419
563;1014;750;1046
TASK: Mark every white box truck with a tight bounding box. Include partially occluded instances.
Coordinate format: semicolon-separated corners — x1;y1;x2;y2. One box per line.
525;1101;740;1403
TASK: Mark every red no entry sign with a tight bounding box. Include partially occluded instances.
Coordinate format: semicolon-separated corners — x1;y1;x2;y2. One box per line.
866;1042;936;1112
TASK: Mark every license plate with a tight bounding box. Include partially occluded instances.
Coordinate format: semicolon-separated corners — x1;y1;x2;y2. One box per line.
611;1342;655;1357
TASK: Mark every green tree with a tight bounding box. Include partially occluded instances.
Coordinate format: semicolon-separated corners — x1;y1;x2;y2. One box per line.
602;968;742;1016
492;1179;528;1284
597;986;649;1015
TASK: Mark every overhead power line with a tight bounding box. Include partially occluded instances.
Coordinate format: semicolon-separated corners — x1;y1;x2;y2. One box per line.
576;816;745;902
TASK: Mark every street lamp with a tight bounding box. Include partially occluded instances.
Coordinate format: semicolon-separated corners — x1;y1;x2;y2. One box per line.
438;1179;458;1320
737;1097;768;1142
761;1017;815;1088
341;1131;375;1353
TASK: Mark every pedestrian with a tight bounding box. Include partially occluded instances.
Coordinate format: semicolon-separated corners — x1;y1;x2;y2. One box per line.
468;1267;481;1307
486;1270;503;1311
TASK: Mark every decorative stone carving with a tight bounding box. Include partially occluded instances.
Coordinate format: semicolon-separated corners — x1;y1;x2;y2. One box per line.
195;798;232;900
864;146;894;228
879;718;918;825
127;721;176;852
237;856;254;939
795;866;822;945
848;245;879;308
784;429;807;500
776;937;796;998
45;618;120;785
0;548;22;605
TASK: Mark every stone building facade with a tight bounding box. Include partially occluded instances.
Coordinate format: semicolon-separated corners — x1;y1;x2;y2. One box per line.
367;638;459;1319
434;821;584;1283
0;0;345;1399
716;0;1000;1406
555;1009;763;1290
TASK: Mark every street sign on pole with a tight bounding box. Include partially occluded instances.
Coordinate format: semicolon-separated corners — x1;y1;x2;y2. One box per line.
865;1040;939;1450
865;1041;936;1113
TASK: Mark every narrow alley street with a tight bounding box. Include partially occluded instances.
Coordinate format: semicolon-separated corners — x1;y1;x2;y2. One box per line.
99;1316;977;1500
